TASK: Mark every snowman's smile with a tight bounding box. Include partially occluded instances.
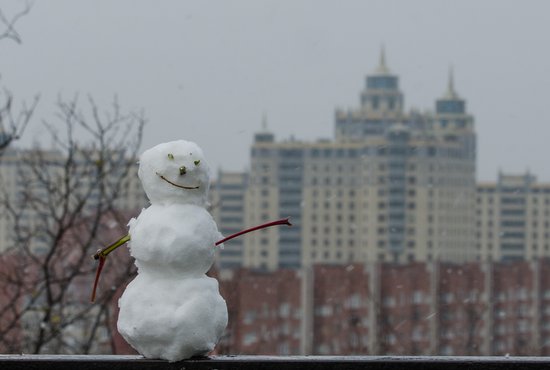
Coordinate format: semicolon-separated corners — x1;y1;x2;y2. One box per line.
156;172;200;190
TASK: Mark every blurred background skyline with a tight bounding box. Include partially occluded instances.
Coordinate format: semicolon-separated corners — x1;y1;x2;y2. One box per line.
1;0;549;180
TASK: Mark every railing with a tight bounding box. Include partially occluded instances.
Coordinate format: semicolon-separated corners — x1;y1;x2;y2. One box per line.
2;355;550;370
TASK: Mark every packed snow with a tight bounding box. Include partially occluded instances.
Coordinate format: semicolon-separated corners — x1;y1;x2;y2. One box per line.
117;140;227;362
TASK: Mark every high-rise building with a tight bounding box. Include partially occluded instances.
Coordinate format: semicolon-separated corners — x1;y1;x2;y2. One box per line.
242;51;477;270
476;173;550;261
211;171;248;269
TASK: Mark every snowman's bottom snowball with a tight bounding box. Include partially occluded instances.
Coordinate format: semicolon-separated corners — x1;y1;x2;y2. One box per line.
117;274;228;362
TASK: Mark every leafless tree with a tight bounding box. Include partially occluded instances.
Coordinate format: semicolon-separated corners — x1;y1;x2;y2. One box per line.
0;89;38;152
0;95;146;354
0;2;39;152
0;2;30;44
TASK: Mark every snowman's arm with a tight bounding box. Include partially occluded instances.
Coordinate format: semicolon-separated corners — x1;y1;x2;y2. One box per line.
90;234;131;303
93;234;131;260
215;217;291;246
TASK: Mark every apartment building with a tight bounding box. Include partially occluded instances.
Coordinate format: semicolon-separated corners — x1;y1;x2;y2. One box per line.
215;259;550;356
476;173;550;261
211;171;248;269
241;52;476;270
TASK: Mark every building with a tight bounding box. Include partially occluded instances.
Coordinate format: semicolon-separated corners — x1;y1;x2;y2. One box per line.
211;171;248;269
0;147;147;253
242;51;477;270
216;268;302;355
311;264;371;354
215;259;550;356
476;173;550;261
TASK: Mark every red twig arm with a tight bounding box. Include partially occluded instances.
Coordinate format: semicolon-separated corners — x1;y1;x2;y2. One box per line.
90;256;106;303
215;217;292;246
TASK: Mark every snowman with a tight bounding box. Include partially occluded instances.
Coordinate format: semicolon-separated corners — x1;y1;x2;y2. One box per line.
91;139;289;362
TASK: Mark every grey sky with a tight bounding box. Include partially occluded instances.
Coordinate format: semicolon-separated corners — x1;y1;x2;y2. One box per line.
1;0;549;181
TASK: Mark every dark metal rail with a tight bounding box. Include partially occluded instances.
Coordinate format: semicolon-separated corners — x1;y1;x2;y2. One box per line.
2;355;550;370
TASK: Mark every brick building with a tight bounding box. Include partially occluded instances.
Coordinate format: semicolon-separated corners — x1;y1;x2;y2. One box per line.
5;255;550;356
437;262;487;355
215;259;550;356
216;268;302;355
312;264;370;355
378;263;432;355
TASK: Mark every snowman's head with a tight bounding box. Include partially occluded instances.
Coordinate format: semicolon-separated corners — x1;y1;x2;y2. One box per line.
138;140;210;206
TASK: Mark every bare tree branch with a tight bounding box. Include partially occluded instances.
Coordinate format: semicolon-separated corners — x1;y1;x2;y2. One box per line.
0;2;37;152
0;2;31;44
0;89;39;152
0;96;146;354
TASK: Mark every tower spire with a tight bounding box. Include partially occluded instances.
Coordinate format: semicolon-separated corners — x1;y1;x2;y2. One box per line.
444;66;459;99
261;111;268;131
436;65;466;115
375;45;390;74
254;111;274;142
380;45;386;68
448;66;455;93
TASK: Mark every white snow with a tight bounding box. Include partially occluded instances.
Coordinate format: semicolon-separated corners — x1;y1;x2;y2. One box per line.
118;274;227;361
117;140;228;362
128;204;221;276
138;140;211;206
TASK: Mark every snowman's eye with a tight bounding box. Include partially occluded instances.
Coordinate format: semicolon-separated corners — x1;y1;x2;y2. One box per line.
194;160;200;166
167;153;174;160
179;166;187;175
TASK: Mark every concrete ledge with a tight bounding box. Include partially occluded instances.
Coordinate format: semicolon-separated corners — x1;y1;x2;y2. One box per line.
2;355;550;370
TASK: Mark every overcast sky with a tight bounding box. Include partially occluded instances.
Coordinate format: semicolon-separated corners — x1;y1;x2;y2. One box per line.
1;0;549;181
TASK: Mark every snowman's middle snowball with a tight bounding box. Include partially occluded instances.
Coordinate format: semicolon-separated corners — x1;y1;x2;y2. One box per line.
128;203;222;276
